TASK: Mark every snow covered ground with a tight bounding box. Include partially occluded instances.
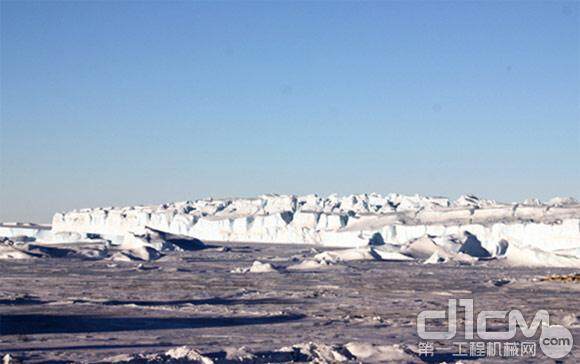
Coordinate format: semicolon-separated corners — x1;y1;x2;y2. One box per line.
0;242;578;363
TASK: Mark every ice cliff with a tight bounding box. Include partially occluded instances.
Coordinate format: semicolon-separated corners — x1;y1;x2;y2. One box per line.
51;194;580;255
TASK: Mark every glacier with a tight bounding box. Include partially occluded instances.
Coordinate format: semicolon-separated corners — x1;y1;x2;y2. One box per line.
49;193;580;262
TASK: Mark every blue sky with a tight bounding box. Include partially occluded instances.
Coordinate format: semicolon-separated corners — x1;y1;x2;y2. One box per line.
1;1;579;222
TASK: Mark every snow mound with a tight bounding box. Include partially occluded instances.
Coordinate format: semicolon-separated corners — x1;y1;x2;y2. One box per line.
100;342;419;364
121;227;205;252
401;234;487;265
1;226;210;262
281;342;353;362
313;247;382;264
165;346;214;363
288;259;334;271
0;239;37;259
0;238;108;260
501;243;580;268
231;261;280;273
222;346;256;362
116;240;163;262
401;236;454;260
288;247;413;270
363;248;414;261
125;227;206;251
345;342;416;363
102;346;214;363
118;227;207;261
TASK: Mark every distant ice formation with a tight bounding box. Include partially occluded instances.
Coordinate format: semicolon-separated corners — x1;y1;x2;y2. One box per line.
52;193;578;246
1;193;579;267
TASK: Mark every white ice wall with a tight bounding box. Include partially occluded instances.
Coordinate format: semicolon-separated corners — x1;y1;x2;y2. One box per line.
50;194;580;251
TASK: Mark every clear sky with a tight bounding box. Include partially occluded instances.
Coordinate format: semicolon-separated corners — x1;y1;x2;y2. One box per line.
1;1;579;222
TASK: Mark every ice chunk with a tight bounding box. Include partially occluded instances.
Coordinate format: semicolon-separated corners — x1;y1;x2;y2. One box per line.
400;236;453;260
287;259;334;271
118;245;162;262
424;252;447;264
548;196;577;206
0;240;37;259
283;342;352;362
459;232;491;258
119;227;206;261
372;248;414;261
313;247;382;263
101;346;214;363
502;243;580;268
345;342;416;363
165;346;214;363
232;260;280;273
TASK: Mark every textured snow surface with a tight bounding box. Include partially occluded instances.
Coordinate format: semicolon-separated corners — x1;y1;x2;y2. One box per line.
1;243;578;363
100;342;418;363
